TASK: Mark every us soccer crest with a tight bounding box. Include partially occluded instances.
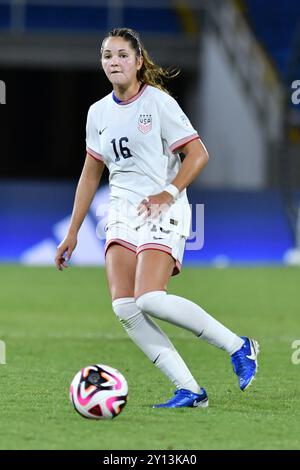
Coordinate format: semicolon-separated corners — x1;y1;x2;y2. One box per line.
138;114;152;134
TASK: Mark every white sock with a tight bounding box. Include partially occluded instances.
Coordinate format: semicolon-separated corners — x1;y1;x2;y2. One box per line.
112;297;200;393
136;291;243;355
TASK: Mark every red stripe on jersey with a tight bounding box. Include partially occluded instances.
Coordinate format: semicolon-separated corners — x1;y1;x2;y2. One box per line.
105;238;137;255
115;84;148;106
170;134;200;153
137;242;173;254
137;243;182;276
87;147;104;162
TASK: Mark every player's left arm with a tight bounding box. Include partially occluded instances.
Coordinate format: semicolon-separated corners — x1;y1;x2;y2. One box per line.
138;138;209;216
170;138;209;193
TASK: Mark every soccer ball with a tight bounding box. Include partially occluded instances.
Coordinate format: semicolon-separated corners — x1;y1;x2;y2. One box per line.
69;364;128;419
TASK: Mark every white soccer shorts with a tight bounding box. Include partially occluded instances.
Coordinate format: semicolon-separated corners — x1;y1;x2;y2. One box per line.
105;219;186;276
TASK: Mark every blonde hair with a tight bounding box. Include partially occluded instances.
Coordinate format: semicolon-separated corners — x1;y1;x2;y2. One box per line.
101;28;179;93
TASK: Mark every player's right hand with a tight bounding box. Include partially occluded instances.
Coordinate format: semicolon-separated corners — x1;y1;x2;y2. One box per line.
55;234;77;271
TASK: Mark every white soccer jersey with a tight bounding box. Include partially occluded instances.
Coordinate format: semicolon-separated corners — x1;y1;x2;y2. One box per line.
86;84;200;236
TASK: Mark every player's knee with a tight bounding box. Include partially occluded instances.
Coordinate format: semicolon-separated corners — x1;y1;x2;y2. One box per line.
135;290;166;314
112;297;144;333
112;297;136;320
113;293;167;327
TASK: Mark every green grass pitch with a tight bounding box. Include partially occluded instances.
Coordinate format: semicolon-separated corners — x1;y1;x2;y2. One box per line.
0;265;299;450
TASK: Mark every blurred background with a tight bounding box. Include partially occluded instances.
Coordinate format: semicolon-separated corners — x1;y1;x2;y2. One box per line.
1;0;300;267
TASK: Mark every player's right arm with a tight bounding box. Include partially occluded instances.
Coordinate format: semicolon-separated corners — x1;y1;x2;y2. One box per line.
55;154;105;271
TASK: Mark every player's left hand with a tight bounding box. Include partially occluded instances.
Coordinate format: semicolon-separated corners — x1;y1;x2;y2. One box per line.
137;191;174;219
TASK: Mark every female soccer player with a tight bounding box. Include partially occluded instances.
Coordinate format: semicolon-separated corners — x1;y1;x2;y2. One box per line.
55;28;259;408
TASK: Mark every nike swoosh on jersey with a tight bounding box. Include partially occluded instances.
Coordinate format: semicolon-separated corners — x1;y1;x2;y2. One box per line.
99;127;107;135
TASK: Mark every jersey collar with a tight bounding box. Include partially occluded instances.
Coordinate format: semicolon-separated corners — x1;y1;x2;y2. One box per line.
112;83;147;105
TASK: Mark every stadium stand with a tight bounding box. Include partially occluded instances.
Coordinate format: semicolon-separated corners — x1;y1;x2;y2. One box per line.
0;1;184;33
241;0;300;81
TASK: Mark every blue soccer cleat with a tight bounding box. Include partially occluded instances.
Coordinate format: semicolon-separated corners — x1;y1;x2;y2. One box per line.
231;337;260;391
152;388;208;408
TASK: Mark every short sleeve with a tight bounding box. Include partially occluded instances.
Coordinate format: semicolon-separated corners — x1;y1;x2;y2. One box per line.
86;107;104;162
160;96;199;153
